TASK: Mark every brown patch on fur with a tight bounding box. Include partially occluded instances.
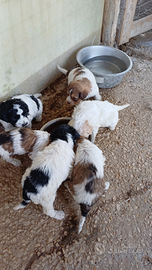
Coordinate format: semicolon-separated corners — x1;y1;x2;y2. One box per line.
3;141;14;154
81;120;93;137
0;123;5;133
19;128;37;152
73;67;85;79
68;160;105;202
80;77;92;91
73;136;84;153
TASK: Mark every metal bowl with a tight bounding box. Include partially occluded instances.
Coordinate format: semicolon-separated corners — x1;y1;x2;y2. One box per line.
40;117;93;142
40;117;71;133
76;45;132;88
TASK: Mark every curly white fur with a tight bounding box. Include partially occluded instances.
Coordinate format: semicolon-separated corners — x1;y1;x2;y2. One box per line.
69;100;130;142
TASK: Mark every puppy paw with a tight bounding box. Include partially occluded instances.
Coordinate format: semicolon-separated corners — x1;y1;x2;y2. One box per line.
11;159;21;167
95;94;102;101
53;210;65;220
109;126;116;131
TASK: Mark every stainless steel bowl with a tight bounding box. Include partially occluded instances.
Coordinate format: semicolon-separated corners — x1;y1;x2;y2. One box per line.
76;45;132;88
40;117;93;142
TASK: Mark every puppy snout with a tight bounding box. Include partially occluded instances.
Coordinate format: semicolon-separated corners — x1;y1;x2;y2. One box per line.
22;122;30;127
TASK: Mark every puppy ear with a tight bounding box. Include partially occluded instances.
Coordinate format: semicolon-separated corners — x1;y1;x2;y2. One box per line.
79;90;88;100
81;120;93;137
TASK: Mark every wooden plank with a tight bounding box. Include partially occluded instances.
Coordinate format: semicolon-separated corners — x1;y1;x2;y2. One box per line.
116;0;138;45
130;14;152;38
101;0;121;46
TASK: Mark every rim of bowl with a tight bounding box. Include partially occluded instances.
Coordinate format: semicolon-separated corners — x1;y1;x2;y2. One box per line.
40;117;71;131
76;45;133;77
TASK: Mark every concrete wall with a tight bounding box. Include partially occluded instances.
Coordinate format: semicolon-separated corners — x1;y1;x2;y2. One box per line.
0;0;104;101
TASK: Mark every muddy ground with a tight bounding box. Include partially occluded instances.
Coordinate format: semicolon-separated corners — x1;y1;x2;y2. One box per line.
0;34;152;269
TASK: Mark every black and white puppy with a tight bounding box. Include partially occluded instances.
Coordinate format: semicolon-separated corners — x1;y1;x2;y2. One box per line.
0;93;43;131
14;124;80;220
64;137;110;233
0;127;50;166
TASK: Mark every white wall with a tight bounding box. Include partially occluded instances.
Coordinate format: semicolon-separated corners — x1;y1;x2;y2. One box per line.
0;0;104;101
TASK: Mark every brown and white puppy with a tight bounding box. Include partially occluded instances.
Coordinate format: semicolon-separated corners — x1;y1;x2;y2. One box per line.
64;137;110;233
57;65;101;105
0;127;50;166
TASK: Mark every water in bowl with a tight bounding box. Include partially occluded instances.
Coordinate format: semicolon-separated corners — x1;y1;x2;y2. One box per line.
84;56;127;75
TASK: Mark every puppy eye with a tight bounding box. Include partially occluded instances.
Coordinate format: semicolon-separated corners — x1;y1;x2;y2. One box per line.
72;97;78;101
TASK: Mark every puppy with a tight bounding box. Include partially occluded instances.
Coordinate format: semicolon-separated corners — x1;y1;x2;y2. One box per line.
14;124;80;220
0;127;50;166
57;65;101;105
0;93;43;131
64;137;109;233
69;100;130;142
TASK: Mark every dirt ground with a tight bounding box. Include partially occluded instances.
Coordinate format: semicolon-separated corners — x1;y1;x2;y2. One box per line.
0;33;152;270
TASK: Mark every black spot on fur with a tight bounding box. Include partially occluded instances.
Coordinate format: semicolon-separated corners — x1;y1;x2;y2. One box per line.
21;200;29;206
19;127;27;140
0;132;11;145
85;164;97;194
89;164;97;174
30;95;40;110
0;99;29;127
50;124;80;144
23;168;50;201
80;203;91;217
85;180;94;194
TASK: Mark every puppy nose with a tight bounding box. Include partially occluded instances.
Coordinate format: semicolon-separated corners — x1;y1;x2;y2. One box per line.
22;122;29;127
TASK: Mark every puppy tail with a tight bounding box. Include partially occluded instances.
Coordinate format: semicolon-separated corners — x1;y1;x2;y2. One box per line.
57;65;68;75
78;216;86;234
14;200;30;210
78;203;91;233
115;104;130;111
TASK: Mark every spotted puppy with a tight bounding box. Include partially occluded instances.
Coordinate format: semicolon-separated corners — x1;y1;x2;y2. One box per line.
64;137;110;233
0;127;50;166
14;124;80;220
0;93;43;131
69;100;130;142
57;65;101;105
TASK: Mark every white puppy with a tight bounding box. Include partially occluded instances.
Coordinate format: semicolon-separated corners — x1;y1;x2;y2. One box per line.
64;137;109;233
0;127;50;166
0;93;43;131
69;100;130;142
57;65;101;105
14;124;80;220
